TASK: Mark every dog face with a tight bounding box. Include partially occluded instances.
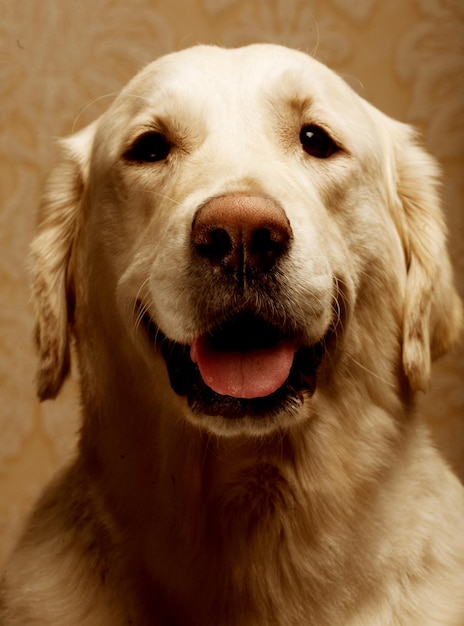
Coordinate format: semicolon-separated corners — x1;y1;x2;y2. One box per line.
31;44;462;436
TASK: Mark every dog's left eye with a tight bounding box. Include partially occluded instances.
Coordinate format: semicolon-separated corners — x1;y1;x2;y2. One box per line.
300;125;339;159
124;132;172;163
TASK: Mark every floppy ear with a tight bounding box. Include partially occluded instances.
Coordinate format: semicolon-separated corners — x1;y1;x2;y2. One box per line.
30;123;96;400
392;127;463;392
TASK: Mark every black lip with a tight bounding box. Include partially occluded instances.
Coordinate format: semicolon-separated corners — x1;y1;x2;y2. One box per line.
138;305;327;420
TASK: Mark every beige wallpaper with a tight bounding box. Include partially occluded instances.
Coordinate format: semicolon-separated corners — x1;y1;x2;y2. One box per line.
0;0;463;563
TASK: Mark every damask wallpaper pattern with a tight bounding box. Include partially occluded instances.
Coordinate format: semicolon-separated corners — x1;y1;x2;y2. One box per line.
0;0;463;562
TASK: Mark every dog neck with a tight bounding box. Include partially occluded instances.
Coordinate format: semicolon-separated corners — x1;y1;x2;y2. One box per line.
78;369;406;625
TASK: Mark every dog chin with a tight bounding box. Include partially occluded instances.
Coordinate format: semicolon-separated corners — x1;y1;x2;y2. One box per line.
136;302;328;433
184;393;313;437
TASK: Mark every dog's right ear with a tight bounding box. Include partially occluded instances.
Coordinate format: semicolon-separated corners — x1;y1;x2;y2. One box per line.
30;122;96;401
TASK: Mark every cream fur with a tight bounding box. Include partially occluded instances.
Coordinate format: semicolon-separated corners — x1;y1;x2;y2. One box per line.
1;44;463;626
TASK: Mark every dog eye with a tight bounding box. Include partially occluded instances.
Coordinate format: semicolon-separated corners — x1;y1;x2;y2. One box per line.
299;125;338;159
124;132;172;163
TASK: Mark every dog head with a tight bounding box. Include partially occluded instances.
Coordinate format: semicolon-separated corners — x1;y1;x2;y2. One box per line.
30;44;462;436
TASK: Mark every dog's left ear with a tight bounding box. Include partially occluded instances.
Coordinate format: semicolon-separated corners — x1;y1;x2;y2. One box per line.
391;125;463;391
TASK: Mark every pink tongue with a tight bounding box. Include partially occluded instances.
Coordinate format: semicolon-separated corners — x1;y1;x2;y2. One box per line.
190;337;297;399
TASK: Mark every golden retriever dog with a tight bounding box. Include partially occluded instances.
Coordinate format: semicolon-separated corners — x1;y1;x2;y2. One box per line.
1;44;464;626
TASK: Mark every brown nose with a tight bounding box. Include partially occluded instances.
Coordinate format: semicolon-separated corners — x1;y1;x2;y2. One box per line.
191;194;292;276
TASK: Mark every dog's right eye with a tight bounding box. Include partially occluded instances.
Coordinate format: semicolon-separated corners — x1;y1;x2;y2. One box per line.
124;132;172;163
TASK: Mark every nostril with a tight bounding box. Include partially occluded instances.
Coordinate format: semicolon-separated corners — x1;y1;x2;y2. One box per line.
251;227;289;258
251;228;272;254
194;227;231;265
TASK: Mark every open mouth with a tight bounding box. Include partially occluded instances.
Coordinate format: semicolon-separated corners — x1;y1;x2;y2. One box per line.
138;305;327;419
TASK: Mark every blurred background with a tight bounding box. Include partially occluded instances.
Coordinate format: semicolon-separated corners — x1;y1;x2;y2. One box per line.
1;0;463;563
